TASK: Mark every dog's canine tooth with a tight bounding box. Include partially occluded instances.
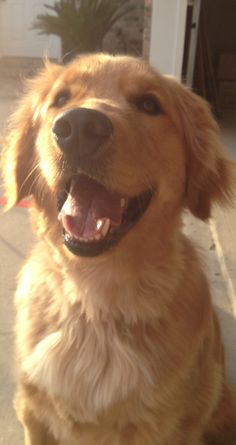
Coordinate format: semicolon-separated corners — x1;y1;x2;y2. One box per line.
101;218;110;237
95;233;101;241
96;219;103;230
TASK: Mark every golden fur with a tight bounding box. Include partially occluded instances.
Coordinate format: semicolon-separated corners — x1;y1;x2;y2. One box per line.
2;53;236;444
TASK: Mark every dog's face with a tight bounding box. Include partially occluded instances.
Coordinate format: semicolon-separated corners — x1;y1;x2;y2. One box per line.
3;54;234;258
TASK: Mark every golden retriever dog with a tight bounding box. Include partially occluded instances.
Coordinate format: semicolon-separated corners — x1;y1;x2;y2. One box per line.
2;53;236;445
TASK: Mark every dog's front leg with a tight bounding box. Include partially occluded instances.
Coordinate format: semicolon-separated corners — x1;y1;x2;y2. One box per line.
15;392;58;445
23;417;57;445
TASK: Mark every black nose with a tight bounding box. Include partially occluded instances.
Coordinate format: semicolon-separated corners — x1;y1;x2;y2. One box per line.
52;108;113;156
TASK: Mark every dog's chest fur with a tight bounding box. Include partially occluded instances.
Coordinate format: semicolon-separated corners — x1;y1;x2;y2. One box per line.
24;317;154;419
17;247;188;441
20;265;158;425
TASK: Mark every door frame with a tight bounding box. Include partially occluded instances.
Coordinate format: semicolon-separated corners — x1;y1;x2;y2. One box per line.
185;0;202;86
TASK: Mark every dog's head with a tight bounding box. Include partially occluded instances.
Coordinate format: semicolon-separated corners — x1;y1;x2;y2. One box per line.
2;54;234;258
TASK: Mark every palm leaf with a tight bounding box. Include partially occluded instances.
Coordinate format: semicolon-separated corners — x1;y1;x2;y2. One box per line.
32;0;134;56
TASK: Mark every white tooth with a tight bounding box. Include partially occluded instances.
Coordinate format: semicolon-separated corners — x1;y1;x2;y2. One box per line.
101;218;110;237
95;233;101;240
96;219;103;230
83;238;89;242
121;198;126;208
62;199;73;215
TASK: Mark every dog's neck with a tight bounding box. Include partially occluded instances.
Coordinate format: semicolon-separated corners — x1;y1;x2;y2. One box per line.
53;214;187;324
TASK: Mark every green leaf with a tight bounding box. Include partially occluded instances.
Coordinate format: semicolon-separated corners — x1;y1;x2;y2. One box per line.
32;0;135;56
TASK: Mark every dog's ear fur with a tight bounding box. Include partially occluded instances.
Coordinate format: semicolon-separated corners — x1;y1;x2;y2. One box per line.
166;78;235;220
2;62;62;209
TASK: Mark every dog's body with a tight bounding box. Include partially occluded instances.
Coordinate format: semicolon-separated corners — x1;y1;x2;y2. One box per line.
3;54;236;444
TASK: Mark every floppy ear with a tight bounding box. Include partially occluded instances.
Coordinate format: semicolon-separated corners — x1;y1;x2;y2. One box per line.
167;79;235;220
1;62;63;210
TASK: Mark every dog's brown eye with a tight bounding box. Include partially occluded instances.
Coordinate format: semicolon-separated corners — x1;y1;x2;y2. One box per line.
52;89;70;107
135;94;163;115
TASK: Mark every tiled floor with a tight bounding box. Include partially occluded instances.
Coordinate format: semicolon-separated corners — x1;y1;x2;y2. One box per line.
183;107;236;388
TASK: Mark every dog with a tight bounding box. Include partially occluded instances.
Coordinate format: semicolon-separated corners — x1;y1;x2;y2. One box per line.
2;53;236;445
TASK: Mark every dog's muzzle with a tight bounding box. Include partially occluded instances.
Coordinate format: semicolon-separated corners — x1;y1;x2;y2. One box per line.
53;108;154;257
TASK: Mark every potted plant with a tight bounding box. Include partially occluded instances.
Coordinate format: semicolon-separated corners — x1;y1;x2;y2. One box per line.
33;0;134;60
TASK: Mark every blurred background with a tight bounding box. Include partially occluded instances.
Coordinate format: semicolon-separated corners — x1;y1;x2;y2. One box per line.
0;0;236;118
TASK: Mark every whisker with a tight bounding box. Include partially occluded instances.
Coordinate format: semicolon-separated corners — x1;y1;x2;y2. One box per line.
27;171;42;197
19;162;41;195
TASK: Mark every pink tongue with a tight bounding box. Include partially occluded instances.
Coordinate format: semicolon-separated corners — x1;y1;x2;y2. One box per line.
58;176;123;239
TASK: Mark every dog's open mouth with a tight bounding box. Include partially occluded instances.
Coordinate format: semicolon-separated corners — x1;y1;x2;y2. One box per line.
57;175;153;257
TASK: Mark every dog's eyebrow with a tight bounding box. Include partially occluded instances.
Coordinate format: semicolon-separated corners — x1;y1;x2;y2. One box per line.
125;84;162;104
120;76;162;96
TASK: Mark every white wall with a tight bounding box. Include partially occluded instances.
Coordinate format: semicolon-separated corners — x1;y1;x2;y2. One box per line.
0;0;61;59
149;0;188;79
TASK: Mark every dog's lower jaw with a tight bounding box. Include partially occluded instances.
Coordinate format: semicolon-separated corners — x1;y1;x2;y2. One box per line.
54;234;185;328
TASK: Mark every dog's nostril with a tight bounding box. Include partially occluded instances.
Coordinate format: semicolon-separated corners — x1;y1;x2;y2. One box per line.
53;119;72;139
